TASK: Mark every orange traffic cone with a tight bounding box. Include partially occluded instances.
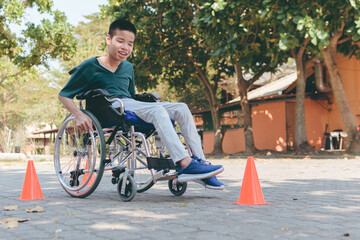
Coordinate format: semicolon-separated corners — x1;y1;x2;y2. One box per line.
82;160;95;186
233;157;269;205
19;160;44;200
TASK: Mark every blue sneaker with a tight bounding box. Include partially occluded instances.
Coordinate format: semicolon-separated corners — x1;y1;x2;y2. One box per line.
191;156;225;190
194;176;225;190
176;157;224;182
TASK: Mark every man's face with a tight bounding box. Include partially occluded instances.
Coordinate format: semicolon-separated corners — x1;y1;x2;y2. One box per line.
106;29;135;62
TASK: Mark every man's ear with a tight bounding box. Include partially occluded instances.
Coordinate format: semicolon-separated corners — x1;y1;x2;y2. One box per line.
106;34;111;45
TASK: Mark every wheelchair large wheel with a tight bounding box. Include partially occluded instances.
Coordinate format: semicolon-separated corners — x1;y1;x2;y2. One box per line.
54;110;106;198
168;179;187;196
117;174;136;202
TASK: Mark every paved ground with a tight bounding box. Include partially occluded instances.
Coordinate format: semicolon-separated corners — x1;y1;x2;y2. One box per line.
0;157;359;240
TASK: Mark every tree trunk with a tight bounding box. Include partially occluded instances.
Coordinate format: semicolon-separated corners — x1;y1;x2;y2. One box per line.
191;60;223;154
292;50;314;154
322;40;360;153
209;103;223;154
235;64;257;154
290;38;314;154
3;92;7;131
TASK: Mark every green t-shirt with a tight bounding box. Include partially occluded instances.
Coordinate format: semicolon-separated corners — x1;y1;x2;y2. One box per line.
59;57;135;99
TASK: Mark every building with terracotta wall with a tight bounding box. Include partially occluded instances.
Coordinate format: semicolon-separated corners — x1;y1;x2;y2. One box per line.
195;54;360;154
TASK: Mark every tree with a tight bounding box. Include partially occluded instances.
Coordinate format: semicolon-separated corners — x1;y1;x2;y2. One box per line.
0;0;77;84
0;56;65;152
261;0;321;153
311;0;360;153
103;0;233;154
194;0;288;153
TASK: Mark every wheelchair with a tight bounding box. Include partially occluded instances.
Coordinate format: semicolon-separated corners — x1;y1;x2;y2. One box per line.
53;89;192;202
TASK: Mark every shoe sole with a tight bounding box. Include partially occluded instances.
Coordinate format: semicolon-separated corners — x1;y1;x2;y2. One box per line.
177;166;224;182
205;185;225;190
193;179;225;190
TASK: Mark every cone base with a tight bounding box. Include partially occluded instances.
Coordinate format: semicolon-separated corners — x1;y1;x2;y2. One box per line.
233;201;269;205
19;197;45;201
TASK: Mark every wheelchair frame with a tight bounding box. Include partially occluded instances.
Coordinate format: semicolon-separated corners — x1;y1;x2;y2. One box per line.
53;89;191;201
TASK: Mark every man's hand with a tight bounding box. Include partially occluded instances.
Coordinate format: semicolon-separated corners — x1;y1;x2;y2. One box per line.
58;95;94;132
75;111;94;133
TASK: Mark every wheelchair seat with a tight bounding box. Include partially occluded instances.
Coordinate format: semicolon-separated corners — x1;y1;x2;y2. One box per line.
104;110;155;131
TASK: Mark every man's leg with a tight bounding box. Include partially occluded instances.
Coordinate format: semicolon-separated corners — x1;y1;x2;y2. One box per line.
120;98;188;162
159;101;225;190
159;101;205;159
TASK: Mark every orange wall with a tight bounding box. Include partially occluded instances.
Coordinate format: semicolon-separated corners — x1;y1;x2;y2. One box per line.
203;128;246;154
203;131;214;154
222;128;245;153
305;99;329;149
252;101;287;151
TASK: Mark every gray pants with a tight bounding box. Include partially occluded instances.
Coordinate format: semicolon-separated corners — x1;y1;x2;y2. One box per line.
113;98;205;163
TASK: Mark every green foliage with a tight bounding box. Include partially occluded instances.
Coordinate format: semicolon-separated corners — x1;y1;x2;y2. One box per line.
262;0;360;58
0;56;64;129
0;0;77;82
195;0;287;77
261;1;312;53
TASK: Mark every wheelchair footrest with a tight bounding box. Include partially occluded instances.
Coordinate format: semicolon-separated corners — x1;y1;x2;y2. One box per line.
146;157;176;170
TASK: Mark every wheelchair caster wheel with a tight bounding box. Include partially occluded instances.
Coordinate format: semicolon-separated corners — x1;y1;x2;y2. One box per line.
117;174;136;202
111;177;118;184
168;179;187;196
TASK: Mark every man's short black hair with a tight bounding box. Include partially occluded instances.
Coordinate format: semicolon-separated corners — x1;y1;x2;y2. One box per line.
108;19;137;38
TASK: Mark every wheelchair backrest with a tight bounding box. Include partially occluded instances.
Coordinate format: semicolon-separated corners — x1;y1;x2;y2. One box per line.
76;89;121;127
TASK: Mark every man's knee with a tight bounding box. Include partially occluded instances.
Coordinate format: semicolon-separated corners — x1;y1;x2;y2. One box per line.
175;102;192;116
151;106;171;120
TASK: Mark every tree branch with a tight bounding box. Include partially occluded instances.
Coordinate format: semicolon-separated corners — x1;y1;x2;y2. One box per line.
338;36;351;45
212;60;226;91
329;21;346;48
188;54;217;105
298;37;310;58
0;66;32;85
249;65;271;84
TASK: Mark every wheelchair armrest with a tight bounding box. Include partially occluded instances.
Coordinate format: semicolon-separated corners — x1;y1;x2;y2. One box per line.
76;89;111;100
105;97;125;115
133;92;161;102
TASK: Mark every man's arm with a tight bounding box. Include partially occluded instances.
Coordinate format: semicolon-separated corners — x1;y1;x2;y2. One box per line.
58;95;93;132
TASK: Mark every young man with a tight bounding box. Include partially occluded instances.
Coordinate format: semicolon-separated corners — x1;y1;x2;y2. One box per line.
58;19;224;190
